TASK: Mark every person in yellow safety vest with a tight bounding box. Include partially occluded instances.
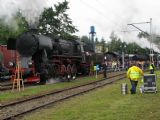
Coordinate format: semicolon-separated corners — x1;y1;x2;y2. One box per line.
149;62;155;74
127;63;144;94
94;65;97;75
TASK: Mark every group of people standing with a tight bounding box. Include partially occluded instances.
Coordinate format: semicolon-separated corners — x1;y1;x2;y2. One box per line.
90;60;156;94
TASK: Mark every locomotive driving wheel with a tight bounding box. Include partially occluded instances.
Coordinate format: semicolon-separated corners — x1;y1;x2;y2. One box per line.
71;64;77;80
53;64;59;78
59;64;67;82
66;64;72;82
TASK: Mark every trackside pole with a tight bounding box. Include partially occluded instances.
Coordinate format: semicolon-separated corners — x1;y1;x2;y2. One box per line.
96;70;97;78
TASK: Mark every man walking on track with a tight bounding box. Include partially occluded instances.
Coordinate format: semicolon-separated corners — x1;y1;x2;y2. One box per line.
127;62;144;94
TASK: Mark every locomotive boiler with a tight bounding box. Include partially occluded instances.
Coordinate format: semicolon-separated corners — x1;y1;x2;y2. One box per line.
7;31;89;83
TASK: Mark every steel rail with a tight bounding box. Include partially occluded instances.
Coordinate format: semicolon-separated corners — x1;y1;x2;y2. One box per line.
0;72;126;120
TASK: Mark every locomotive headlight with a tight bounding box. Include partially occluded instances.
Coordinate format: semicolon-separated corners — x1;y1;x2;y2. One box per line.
86;52;89;55
9;61;14;67
28;61;33;66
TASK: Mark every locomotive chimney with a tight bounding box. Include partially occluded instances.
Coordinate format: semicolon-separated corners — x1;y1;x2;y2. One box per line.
27;25;38;34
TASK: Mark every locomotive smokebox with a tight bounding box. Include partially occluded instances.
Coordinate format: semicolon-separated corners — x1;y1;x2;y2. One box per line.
35;35;53;50
16;32;53;57
16;32;39;57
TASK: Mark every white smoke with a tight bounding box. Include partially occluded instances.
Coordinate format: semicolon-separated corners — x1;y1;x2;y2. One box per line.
109;0;159;52
0;0;61;28
68;0;160;52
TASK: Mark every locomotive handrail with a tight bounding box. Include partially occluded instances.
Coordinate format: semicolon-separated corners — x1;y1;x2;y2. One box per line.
51;55;82;58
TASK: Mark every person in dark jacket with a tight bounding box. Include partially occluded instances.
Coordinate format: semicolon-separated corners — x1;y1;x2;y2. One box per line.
103;61;108;78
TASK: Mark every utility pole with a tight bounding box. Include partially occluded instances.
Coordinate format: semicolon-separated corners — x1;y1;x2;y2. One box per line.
127;18;153;63
121;31;126;69
150;18;153;62
120;30;138;69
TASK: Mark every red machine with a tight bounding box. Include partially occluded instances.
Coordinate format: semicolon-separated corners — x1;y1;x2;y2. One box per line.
0;45;40;83
0;45;17;68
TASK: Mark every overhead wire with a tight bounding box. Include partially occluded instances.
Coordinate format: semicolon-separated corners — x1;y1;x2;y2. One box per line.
95;0;149;34
79;0;142;43
95;0;132;34
95;0;126;21
79;0;123;32
80;0;159;52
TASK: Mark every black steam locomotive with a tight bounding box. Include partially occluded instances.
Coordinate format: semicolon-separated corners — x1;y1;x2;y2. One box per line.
7;31;91;83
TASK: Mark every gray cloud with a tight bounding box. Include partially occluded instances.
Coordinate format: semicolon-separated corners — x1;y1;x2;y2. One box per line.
0;0;159;52
0;0;52;27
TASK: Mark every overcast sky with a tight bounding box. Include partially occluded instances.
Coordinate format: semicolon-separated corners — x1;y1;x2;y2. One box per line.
1;0;160;51
67;0;160;51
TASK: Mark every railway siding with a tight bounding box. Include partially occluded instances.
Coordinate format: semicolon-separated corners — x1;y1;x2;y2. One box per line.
0;71;125;103
0;72;125;120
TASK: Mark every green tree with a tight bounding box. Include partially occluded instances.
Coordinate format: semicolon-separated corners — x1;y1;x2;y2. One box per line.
95;37;99;44
127;42;143;54
99;37;106;53
0;18;10;44
80;35;90;43
108;31;123;53
137;32;149;39
120;41;127;53
38;1;78;40
13;11;28;36
138;32;160;52
0;11;28;44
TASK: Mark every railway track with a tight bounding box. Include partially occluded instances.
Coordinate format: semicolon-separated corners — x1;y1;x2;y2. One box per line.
0;71;124;91
0;71;126;120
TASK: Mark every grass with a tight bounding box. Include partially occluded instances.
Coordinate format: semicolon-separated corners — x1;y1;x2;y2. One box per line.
21;71;160;120
0;75;104;103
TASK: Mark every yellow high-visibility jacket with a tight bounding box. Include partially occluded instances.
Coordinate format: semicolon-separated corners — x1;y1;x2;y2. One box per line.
149;64;154;70
127;66;144;81
94;66;97;71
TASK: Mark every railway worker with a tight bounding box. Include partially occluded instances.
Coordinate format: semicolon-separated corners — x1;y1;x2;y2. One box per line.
89;61;94;76
94;65;97;74
149;62;155;74
103;61;108;78
127;62;144;94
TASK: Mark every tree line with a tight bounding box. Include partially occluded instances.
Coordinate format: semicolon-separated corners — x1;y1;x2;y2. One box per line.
81;32;153;55
0;0;159;55
0;1;78;44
